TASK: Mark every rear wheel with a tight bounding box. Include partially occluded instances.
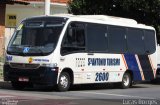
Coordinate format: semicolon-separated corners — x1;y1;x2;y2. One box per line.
121;72;132;89
11;82;27;90
57;72;71;92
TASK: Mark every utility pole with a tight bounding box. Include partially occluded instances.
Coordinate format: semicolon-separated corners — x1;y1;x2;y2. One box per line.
45;0;50;15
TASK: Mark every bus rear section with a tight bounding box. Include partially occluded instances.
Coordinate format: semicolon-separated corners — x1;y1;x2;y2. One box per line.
155;45;160;82
59;20;157;91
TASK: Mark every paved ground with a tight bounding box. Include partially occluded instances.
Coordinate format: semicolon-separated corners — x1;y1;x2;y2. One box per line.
0;82;159;105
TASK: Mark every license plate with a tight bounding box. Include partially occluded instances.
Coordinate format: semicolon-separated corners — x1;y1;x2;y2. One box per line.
18;77;29;82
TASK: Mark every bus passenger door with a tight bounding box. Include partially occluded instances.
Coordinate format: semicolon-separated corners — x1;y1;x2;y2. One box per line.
60;22;87;84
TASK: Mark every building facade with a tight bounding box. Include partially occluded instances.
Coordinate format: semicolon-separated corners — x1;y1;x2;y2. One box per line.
6;0;69;27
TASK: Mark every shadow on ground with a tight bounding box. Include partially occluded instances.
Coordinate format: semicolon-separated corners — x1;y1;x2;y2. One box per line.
0;81;158;92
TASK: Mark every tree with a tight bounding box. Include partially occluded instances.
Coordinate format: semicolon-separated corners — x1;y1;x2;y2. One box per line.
68;0;160;43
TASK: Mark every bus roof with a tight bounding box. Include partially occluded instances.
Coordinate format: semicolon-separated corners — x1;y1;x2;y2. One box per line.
24;14;155;30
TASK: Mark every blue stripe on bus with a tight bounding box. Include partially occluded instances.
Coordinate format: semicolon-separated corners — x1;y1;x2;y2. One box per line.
138;55;154;80
124;54;142;81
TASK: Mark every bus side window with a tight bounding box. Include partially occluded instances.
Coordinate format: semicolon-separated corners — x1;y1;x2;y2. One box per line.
87;23;107;52
61;22;86;55
144;30;156;54
108;26;126;53
127;29;145;54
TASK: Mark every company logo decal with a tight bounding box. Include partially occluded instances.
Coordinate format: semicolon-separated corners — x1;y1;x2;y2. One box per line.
6;56;12;61
88;58;120;66
28;58;50;63
23;47;30;53
33;59;49;62
28;57;33;63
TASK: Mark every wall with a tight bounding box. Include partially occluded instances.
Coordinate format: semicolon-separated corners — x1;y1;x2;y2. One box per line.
5;28;15;49
5;3;68;27
4;2;68;48
0;4;6;56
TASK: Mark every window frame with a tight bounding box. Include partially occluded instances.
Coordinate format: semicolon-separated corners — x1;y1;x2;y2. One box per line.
61;21;87;55
143;30;156;54
61;21;156;55
126;28;145;55
107;25;127;53
86;23;108;53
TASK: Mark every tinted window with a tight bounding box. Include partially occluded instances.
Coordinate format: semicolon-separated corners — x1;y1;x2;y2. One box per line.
108;26;126;53
127;29;145;54
61;22;86;54
144;30;156;54
87;23;107;52
8;22;63;56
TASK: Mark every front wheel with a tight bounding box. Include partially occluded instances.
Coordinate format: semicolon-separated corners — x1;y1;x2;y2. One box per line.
57;72;71;92
121;73;132;89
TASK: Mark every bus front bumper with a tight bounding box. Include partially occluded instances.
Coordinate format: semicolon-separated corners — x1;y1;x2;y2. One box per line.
3;64;58;86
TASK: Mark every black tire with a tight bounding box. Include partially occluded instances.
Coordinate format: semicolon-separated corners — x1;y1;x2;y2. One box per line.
57;72;71;92
121;72;132;89
11;82;26;90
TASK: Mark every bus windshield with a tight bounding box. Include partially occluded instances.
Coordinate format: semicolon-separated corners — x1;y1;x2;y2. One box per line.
7;21;65;56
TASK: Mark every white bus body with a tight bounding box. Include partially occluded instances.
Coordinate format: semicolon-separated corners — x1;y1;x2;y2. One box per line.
4;15;157;91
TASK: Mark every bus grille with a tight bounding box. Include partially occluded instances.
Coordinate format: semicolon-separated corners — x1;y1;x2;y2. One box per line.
9;63;40;69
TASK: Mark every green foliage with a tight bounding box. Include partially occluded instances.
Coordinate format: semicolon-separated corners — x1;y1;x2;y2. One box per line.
68;0;160;43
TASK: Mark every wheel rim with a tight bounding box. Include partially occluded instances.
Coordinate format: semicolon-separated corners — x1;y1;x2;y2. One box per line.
123;74;129;86
60;75;68;88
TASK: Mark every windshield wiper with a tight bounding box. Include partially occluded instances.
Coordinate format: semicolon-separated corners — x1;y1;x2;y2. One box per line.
8;45;46;56
7;51;28;56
